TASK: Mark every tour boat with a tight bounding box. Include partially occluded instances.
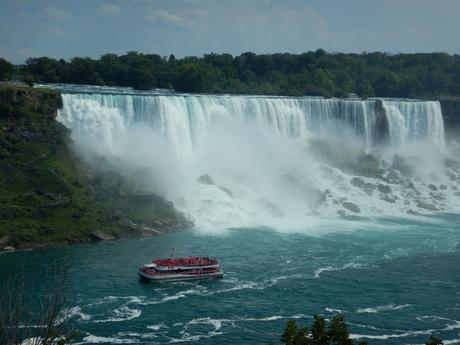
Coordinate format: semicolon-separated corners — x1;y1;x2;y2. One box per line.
138;256;224;282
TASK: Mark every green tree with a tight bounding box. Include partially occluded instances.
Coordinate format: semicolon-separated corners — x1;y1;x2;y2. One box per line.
21;75;34;87
311;314;328;345
280;315;367;345
281;319;298;345
328;316;353;345
10;50;460;97
0;58;13;81
425;336;443;345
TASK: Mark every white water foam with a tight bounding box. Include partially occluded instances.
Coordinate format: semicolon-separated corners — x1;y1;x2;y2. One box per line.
92;306;141;323
147;322;168;331
74;335;140;344
350;315;460;341
356;303;412;314
313;262;363;278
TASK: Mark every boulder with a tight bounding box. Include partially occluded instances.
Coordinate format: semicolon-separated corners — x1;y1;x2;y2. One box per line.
385;169;402;183
342;201;361;213
337;209;346;217
350;177;375;195
357;154;381;177
428;184;438;191
90;231;116;241
198;174;214;185
377;184;392;194
391;154;414;177
382;195;397;203
417;201;439;212
351;177;365;188
219;186;234;198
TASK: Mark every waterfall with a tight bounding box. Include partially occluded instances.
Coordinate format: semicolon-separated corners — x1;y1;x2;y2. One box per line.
382;100;445;151
58;93;445;155
56;87;457;230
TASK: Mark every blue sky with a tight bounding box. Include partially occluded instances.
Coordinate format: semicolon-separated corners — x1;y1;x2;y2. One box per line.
1;0;460;64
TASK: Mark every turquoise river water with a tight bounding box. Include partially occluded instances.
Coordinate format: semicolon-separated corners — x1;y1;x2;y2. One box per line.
1;214;460;345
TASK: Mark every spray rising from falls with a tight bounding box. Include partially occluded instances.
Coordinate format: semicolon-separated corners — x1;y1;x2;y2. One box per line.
57;88;460;230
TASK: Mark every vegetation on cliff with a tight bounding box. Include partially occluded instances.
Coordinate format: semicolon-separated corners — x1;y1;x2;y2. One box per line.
0;86;190;250
2;51;460;97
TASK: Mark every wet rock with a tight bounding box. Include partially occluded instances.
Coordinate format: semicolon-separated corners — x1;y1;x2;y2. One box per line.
90;231;116;241
407;209;421;215
406;181;417;190
219;186;234;198
337;210;346;217
198;174;214;185
377;184;392;194
385;169;402;184
428;184;438;191
392;155;413;177
351;177;375;195
382;195;397;203
445;158;460;170
351;177;365;188
342;201;361;213
357;154;381;177
3;246;15;251
417;201;439;212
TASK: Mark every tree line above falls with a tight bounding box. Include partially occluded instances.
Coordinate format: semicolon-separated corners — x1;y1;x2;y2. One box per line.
1;50;460;98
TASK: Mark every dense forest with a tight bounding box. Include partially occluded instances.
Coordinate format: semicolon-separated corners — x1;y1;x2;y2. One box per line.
1;50;460;98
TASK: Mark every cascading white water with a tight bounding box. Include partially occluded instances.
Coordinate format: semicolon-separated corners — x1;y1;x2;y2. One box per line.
57;88;458;230
382;100;445;151
59;94;382;154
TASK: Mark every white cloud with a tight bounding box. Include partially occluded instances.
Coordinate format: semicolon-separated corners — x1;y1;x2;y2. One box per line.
43;7;69;20
98;4;120;17
145;10;193;28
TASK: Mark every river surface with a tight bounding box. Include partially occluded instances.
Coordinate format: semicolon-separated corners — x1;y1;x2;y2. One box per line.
1;214;460;345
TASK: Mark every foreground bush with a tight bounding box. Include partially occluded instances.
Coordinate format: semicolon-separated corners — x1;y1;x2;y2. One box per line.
279;315;444;345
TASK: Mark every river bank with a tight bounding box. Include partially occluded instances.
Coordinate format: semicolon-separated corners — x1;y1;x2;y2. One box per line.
0;85;191;252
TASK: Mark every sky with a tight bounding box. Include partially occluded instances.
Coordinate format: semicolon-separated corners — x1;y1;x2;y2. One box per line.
1;0;460;64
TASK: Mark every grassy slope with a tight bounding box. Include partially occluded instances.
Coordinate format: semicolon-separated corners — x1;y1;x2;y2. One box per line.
0;86;190;249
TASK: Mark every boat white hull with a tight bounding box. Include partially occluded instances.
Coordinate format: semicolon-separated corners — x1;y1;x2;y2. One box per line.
138;270;224;282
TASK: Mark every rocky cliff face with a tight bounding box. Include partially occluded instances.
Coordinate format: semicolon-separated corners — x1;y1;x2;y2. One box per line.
0;86;190;251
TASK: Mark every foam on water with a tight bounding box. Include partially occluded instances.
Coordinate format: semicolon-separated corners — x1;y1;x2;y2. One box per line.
313;262;363;278
93;306;142;323
356;304;413;314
